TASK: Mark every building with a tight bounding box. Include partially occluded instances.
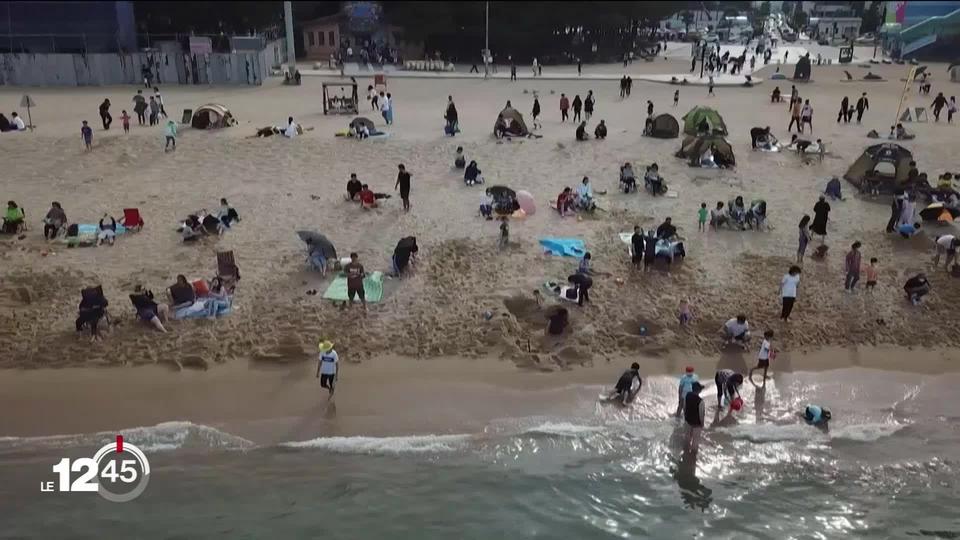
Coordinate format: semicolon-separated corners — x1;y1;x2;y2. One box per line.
809;16;862;40
302;14;342;60
0;0;136;53
881;0;960;59
300;2;421;63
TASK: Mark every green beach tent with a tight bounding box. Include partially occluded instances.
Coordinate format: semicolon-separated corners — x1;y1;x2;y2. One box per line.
681;106;728;136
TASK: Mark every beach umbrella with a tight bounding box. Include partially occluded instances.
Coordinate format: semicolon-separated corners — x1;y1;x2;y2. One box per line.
297;231;337;260
919;203;960;222
516;190;537;215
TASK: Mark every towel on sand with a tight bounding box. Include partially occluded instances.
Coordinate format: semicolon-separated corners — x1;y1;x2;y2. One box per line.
323;271;384;303
539;238;586;257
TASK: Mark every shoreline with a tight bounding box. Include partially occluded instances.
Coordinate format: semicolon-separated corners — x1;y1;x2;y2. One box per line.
1;345;956;441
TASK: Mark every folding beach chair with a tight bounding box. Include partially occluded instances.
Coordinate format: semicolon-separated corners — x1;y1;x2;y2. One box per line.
121;208;144;231
216;250;240;289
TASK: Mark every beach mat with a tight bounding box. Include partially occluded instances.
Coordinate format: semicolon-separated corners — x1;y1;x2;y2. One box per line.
538;237;586;257
322;271;384;303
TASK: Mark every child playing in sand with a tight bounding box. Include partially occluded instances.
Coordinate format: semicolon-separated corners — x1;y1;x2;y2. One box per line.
499;217;509;249
865;257;879;290
120;110;131;133
698;203;708;232
678;299;692;325
749;330;775;386
164;119;177;152
80;121;93;150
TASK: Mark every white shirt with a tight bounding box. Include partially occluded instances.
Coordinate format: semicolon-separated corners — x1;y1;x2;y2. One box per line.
937;235;956;249
758;339;771;360
13;116;25;130
576;183;592;200
284;122;298;138
380;96;390;112
319;350;338;375
724;318;749;336
801;104;813;118
781;274;800;298
154;92;164;106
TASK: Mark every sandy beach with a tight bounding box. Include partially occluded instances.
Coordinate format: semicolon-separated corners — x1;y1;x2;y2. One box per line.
2;51;960;425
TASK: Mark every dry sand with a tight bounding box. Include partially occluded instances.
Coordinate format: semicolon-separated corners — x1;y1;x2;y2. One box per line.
2;56;960;388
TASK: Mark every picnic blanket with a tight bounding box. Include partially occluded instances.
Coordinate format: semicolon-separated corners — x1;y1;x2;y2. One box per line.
539;237;586;258
618;233;685;258
322;271;384;303
58;223;129;247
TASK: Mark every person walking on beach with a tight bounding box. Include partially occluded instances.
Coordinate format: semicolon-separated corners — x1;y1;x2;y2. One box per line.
844;241;862;292
779;266;801;320
572;94;583;122
698;203;708;232
631;225;645;269
395;163;411;212
620;76;627;98
499;217;509;249
584;91;595;121
797;215;811;263
948;96;957;123
673;89;679;107
80;120;93;151
577;58;582;76
164;119;177;152
647;100;654;117
316;341;339;398
932;92;948;122
510;60;517;81
531;96;541;129
153;86;167;119
856;92;869;123
133;90;147;126
625;76;632;97
98;99;112;130
120;110;131;133
837;96;849;123
707;76;715;97
379;91;389;124
559;93;570;122
532;57;539;77
811;196;830;243
788;98;802;133
148;96;159;126
800;99;814;133
749;330;775;386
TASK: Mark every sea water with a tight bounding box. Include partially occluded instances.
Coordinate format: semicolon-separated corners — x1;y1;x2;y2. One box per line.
2;368;958;539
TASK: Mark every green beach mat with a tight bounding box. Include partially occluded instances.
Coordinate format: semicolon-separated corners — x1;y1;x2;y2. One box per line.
322;271;384;303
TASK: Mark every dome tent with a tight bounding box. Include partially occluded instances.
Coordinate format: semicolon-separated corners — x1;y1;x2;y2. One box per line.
681;106;728;136
191;104;236;129
646;113;680;139
843;143;914;191
675;134;735;167
493;106;529;137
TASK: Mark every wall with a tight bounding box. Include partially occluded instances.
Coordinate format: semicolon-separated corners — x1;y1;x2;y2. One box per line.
0;50;268;86
0;1;137;53
302;23;340;59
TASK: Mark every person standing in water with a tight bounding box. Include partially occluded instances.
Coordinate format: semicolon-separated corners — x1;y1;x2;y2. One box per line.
612;362;642;405
316;341;339;398
714;369;743;410
749;330;775;386
684;382;706;450
395;163;412;212
675;366;699;417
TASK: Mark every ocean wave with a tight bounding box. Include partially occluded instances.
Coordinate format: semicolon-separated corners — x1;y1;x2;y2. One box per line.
521;422;607;437
280;434;473;454
830;422;907;442
723;423;815;443
0;421;254;453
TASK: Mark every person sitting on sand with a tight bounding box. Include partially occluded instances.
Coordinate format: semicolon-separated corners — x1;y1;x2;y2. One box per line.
2;200;25;234
825;176;843;201
454;146;466;169
169;275;196;311
575;121;589;141
620;162;637;193
656;217;677;240
710;201;728;229
43;201;67;240
594;120;607;139
894;123;915;140
479;190;494;219
129;285;168;332
97;213;117;246
346;174;363;201
610;362;642;405
722;315;751;347
494;115;507;139
790;134;811;154
283;116;299;138
771;86;781;103
182;215;204;242
216;198;240;233
546;306;569;336
556;187;574;217
464;160;483;186
904;273;931;305
645;163;664;195
76;287;109;342
575;177;594;210
204;277;231;319
714;145;735;168
359;184;378;210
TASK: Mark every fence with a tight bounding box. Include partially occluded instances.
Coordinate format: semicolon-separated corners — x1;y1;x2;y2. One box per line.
0;49;272;86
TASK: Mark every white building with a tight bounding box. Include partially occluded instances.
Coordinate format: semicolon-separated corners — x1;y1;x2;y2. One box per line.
809;16;862;40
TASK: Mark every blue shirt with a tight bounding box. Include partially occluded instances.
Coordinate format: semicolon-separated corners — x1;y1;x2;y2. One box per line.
678;373;698;398
805;405;823;424
898;223;917;236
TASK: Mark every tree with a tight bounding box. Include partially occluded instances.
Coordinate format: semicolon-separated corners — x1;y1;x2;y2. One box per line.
758;1;771;18
682;11;694;32
860;1;883;34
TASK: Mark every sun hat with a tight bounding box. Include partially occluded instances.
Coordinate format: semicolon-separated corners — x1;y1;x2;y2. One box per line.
318;340;334;352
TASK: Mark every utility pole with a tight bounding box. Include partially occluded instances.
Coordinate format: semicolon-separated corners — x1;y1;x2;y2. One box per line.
484;1;490;80
283;1;296;73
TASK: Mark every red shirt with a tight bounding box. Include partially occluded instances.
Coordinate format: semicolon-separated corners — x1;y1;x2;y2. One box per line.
359;189;375;205
560;97;569;110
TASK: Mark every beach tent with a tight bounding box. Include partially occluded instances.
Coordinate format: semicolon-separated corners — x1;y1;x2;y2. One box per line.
949;63;960;82
493;106;529;137
681;106;727;136
647;113;680;138
793;54;812;81
297;231;337;261
487;185;519;214
191;104;236;129
675;134;735;166
349;116;375;132
393;236;419;274
843;143;914;190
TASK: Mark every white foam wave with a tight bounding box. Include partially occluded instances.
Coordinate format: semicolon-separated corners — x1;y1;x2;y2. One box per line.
830;422;906;442
0;421;254;453
523;422;607;437
724;423;818;443
280;434;472;454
